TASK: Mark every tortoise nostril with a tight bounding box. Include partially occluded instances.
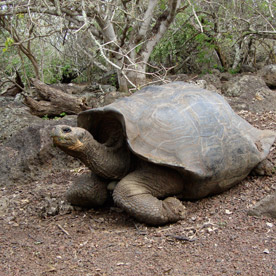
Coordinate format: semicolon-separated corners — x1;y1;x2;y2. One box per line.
62;127;72;133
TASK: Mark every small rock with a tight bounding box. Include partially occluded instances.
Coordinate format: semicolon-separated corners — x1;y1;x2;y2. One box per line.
225;209;232;215
0;197;9;215
94;218;105;223
266;222;273;228
39;197;73;218
258;64;276;88
248;191;276;218
263;249;270;254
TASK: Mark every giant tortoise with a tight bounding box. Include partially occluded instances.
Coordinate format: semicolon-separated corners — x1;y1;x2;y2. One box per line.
51;81;275;225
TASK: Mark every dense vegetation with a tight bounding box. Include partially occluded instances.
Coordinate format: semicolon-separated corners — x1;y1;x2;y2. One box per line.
0;0;275;91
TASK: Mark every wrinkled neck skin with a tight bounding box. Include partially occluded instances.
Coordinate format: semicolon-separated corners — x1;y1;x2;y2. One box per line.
66;132;132;180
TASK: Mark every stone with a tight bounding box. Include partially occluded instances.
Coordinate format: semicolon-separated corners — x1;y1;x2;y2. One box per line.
248;191;276;219
0;100;79;186
197;73;222;90
221;75;276;112
0;99;41;143
258;64;276;88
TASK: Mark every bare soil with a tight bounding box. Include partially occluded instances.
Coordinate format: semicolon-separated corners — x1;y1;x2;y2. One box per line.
1;111;276;276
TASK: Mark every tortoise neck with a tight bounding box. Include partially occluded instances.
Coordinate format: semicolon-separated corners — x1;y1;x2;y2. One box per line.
80;132;131;179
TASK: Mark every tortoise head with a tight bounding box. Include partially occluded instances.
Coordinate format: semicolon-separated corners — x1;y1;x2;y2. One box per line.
51;124;131;179
51;125;89;154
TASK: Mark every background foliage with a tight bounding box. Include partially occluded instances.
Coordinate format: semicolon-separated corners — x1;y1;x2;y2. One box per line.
0;0;275;87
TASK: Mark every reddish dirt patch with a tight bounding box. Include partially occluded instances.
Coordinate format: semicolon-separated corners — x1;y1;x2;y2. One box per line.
1;111;276;276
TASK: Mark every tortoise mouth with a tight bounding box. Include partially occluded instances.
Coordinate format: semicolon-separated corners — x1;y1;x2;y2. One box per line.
52;135;75;147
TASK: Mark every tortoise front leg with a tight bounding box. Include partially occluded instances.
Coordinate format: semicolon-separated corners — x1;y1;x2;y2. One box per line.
113;166;186;225
66;173;109;208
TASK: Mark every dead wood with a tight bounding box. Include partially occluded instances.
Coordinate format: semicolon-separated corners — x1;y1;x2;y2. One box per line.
1;71;24;97
24;78;91;117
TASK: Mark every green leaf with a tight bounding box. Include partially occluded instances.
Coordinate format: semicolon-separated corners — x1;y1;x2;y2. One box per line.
5;37;14;48
17;13;24;19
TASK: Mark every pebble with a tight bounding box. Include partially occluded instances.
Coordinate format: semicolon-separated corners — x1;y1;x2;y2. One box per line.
225;209;232;215
116;262;128;266
263;249;270;254
0;197;9;215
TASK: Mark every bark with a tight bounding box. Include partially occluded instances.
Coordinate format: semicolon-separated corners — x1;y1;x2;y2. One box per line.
138;0;159;38
232;42;242;70
24;79;91;117
214;44;228;69
118;64;147;91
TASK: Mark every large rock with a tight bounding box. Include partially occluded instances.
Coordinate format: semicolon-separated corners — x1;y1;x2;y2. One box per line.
0;98;41;143
167;74;190;82
240;65;256;73
0;99;80;186
220;72;233;82
222;75;266;97
258;64;276;88
248;191;276;219
196;73;222;90
221;75;276;112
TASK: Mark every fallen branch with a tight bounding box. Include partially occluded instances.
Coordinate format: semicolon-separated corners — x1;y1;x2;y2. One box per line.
24;78;91;117
165;234;196;242
0;71;24;97
57;224;71;237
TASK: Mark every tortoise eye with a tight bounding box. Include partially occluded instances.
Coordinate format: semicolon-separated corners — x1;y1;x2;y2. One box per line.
62;127;72;133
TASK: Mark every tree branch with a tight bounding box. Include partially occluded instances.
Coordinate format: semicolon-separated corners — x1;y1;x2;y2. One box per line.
88;30;137;89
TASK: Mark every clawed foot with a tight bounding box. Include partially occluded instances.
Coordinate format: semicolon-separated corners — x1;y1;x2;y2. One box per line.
163;197;186;221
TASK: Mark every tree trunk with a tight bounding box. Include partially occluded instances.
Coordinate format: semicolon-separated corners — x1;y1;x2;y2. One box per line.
232;42;242;70
118;64;147;92
213;43;228;69
116;0;181;91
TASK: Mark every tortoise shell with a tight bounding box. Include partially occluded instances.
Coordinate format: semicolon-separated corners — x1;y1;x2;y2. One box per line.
78;82;275;198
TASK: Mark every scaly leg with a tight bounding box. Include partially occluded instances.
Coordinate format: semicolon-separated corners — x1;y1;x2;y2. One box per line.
66;173;109;207
251;159;274;176
113;165;186;225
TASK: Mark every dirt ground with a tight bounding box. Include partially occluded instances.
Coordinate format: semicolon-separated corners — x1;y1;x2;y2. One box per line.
0;110;276;276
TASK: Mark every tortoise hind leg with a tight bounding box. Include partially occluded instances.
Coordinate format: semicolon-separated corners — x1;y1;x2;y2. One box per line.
66;173;109;208
113;166;186;225
251;159;274;176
